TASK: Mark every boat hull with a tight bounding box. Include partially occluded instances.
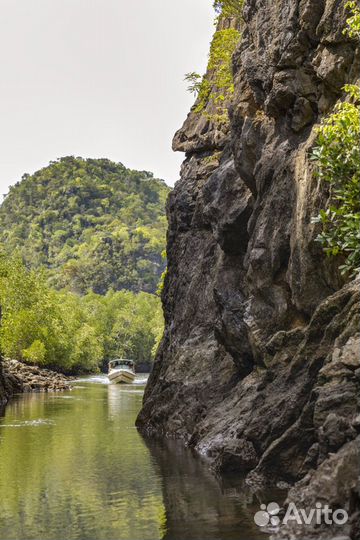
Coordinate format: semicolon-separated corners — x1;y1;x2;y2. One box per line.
108;368;135;384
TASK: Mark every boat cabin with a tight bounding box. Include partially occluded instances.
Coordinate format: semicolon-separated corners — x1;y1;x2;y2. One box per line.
108;359;135;371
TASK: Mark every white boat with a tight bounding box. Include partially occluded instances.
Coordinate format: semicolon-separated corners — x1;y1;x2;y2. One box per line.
108;359;136;384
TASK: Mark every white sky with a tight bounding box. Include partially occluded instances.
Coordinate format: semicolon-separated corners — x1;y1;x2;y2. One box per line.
0;0;214;194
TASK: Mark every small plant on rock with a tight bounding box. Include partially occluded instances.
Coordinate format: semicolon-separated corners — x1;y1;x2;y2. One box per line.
184;1;242;124
344;0;360;39
213;0;244;18
311;2;360;277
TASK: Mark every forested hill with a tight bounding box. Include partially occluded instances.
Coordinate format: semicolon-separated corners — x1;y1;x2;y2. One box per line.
0;156;170;295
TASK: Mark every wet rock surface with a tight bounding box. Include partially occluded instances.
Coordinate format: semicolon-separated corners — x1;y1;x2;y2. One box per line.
137;0;360;538
0;359;71;401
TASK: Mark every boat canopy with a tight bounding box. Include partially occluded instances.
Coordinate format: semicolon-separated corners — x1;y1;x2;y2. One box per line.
109;359;134;369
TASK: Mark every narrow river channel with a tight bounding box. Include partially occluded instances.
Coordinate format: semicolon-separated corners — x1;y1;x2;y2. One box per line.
0;376;272;540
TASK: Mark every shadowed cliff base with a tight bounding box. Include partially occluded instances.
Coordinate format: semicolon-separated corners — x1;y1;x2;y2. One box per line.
137;0;360;538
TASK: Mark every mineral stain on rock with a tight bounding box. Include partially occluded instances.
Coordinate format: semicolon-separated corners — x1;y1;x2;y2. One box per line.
137;1;360;538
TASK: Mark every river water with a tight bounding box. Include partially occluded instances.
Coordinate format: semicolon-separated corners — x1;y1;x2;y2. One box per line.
0;375;273;540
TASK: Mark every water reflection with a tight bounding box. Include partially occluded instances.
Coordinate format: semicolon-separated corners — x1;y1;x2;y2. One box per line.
107;384;144;420
144;439;273;540
0;378;276;540
0;380;165;540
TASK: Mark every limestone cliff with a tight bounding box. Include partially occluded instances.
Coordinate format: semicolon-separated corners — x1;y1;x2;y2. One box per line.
137;1;360;538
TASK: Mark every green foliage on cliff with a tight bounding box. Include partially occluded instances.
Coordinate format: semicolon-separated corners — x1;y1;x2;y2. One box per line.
0;157;169;295
185;3;241;124
311;3;360;277
194;28;240;118
0;252;163;373
213;0;244;17
345;1;360;39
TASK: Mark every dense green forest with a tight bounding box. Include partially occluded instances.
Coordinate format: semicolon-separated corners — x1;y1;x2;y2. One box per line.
0;251;163;373
0;157;169;373
0;157;169;295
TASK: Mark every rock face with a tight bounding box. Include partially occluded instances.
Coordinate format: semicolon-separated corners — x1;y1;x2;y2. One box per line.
0;368;8;403
137;0;360;538
0;358;21;403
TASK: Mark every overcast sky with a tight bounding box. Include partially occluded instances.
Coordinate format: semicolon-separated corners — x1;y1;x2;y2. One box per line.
0;0;214;195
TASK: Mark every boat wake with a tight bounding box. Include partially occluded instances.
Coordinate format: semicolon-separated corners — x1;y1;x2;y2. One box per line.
72;374;149;385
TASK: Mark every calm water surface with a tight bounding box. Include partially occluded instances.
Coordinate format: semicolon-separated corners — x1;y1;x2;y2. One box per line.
0;375;273;540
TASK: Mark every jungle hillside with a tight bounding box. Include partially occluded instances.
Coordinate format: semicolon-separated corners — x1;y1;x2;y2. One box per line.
0;157;170;373
0;156;169;295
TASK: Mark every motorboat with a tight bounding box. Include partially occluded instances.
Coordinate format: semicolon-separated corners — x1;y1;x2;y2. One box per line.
108;359;136;384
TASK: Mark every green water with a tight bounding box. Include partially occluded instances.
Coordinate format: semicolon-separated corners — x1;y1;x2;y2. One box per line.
0;376;269;540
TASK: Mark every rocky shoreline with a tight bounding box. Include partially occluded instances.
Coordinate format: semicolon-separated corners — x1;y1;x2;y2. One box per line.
0;359;71;403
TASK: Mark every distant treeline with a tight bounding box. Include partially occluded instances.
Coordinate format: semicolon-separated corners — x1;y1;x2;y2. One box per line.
0;252;163;373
